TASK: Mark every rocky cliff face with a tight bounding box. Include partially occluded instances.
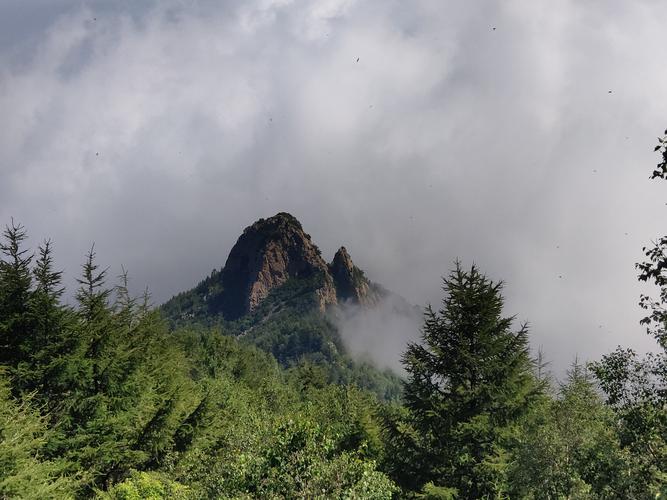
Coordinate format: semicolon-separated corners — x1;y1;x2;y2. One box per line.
330;246;380;306
221;213;338;319
220;213;383;319
162;212;390;324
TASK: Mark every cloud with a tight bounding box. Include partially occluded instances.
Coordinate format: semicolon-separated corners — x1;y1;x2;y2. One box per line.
1;0;667;373
333;294;423;374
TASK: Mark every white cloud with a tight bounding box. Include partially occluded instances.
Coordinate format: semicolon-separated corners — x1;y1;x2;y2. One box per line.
333;294;423;374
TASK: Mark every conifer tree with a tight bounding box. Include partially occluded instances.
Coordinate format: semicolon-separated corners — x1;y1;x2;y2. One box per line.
31;240;64;348
0;220;34;367
75;245;112;395
14;239;74;395
57;251;198;490
401;262;541;497
510;361;629;498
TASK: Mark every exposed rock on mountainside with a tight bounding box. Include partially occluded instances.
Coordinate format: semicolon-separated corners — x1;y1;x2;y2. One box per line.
330;246;381;306
162;212;390;323
221;212;338;319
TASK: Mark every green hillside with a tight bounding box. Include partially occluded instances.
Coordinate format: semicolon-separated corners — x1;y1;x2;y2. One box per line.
162;270;404;402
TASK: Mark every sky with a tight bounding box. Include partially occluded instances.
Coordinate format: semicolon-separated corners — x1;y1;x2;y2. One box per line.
1;0;667;374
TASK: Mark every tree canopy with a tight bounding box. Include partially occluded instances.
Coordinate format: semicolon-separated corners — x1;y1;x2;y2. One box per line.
397;262;542;497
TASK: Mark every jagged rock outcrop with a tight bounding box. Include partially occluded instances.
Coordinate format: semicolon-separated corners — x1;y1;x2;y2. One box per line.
221;213;338;319
329;246;380;306
163;212;388;323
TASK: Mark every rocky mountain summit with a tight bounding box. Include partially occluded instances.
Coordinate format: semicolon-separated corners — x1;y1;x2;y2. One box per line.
164;212;384;323
221;212;338;319
330;246;382;307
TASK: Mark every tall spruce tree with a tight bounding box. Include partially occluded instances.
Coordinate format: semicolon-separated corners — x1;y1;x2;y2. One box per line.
0;220;34;368
75;245;112;396
401;262;541;497
31;239;65;348
14;239;74;395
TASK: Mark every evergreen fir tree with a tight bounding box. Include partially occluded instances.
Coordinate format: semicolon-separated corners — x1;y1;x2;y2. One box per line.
75;245;112;395
401;262;541;497
31;240;64;348
15;239;72;395
0;220;34;367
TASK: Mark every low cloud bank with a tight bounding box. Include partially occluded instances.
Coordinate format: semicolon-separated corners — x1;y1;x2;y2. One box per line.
333;293;423;374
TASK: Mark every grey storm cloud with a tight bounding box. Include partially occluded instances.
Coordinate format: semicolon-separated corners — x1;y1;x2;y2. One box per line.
1;0;667;374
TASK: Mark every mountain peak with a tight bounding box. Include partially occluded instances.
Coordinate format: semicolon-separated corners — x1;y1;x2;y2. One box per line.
329;246;379;306
221;213;336;319
332;246;353;270
246;212;304;234
162;213;389;324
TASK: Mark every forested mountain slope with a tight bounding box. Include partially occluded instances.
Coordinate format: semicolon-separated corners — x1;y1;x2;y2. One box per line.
161;212;408;400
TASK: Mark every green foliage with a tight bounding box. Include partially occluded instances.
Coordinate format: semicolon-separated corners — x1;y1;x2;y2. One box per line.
163;271;404;402
160;269;225;328
0;220;34;366
591;348;667;496
0;226;396;497
0;229;203;494
588;132;667;497
4;208;667;499
510;362;632;498
232;276;404;401
419;482;458;499
0;371;76;499
650;129;667;180
173;412;396;499
398;262;542;497
160;326;396;498
98;471;188;500
44;259;199;492
11;238;78;397
249;417;394;499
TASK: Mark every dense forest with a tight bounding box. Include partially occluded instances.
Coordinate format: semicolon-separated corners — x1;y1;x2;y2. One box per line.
1;135;666;499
